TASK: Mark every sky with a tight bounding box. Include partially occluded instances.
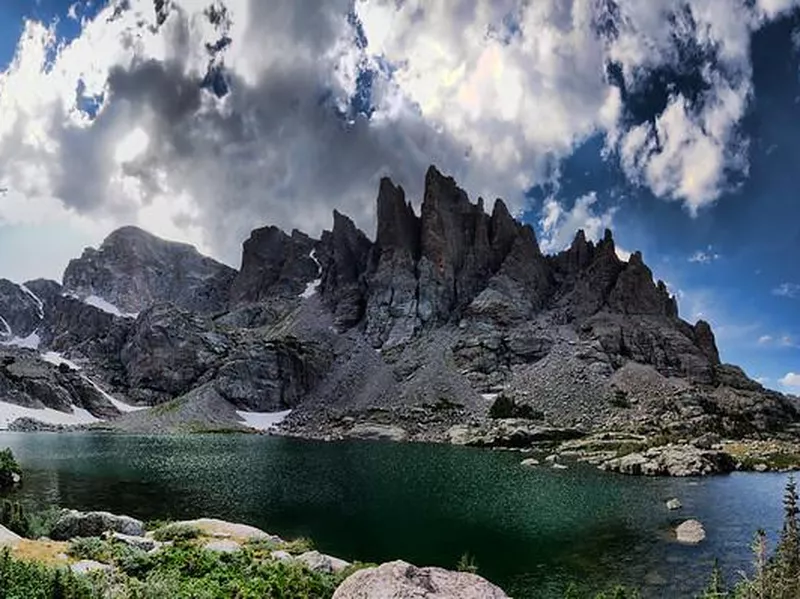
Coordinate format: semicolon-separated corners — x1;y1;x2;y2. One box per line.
0;0;798;394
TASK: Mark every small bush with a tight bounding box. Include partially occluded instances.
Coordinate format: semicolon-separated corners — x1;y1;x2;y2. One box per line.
456;552;478;574
489;395;544;420
152;523;201;542
0;448;21;490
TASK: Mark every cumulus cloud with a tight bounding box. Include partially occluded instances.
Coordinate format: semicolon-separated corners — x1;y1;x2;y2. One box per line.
773;283;800;298
0;0;796;266
538;192;622;254
780;372;800;389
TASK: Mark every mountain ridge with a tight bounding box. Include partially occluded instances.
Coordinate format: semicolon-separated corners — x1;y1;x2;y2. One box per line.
0;165;795;444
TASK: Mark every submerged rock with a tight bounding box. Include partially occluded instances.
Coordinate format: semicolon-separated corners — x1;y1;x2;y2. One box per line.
666;498;682;510
675;520;706;544
51;510;145;540
346;424;408;442
333;560;510;599
520;458;540;467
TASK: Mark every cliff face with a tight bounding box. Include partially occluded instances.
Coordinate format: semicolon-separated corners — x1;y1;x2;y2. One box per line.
0;166;796;439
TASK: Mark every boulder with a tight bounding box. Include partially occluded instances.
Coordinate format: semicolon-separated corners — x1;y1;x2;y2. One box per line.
675;520;706;544
666;498;682;510
333;560;510;599
520;458;540;467
70;560;114;574
50;510;145;541
296;550;351;574
0;523;21;546
170;518;279;543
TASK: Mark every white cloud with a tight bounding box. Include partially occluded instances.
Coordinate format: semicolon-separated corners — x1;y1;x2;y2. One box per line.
538;192;617;254
0;0;795;276
759;335;774;344
689;246;721;263
779;372;800;388
773;283;800;298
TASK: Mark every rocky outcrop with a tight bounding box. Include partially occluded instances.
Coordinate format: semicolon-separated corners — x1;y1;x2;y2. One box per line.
0;279;43;338
229;227;318;305
63;226;236;314
599;444;736;477
50;510;145;540
333;560;510;599
319;211;373;329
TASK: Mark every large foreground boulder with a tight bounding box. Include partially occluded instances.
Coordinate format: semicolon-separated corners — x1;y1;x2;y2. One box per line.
0;523;21;546
50;510;145;540
333;560;510;599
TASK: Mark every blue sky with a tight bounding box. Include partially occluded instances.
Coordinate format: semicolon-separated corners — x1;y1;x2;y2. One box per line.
0;0;798;392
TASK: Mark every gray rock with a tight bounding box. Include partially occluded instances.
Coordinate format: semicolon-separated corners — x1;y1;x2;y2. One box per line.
332;560;510;599
70;560;113;575
50;510;145;540
296;550;351;574
0;524;21;546
675;520;706;544
520;458;540;467
271;550;293;562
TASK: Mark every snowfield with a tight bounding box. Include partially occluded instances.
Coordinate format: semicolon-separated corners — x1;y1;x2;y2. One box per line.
83;295;139;319
235;409;292;431
0;401;99;430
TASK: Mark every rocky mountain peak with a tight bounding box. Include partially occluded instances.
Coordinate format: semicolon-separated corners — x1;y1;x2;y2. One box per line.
63;227;236;314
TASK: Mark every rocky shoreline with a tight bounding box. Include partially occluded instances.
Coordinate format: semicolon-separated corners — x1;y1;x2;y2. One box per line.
0;509;511;598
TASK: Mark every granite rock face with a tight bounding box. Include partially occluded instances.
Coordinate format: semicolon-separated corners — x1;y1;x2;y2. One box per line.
63;226;236;314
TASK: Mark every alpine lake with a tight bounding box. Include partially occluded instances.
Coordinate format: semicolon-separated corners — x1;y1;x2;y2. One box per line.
0;431;792;598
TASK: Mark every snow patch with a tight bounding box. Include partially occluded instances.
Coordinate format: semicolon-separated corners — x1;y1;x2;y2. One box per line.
84;377;146;413
481;393;499;401
83;295;138;319
236;409;292;431
2;332;41;350
0;401;99;430
41;351;81;371
300;279;321;299
0;316;11;337
299;249;322;299
18;284;44;319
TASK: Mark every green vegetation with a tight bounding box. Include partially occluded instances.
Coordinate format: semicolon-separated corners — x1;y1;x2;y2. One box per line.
151;523;201;542
0;448;21;490
456;551;478;574
0;499;61;539
2;533;370;598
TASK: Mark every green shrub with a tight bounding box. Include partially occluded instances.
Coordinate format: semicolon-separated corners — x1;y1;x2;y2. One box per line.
152;523;201;542
0;448;21;491
456;551;478;574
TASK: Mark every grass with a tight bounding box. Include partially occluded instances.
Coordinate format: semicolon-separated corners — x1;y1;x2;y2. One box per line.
151;523;201;542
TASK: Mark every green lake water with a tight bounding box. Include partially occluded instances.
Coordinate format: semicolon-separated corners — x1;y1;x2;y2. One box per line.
0;432;792;598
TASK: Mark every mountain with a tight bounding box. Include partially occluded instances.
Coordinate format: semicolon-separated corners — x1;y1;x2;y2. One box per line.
63;226;236;315
0;166;796;443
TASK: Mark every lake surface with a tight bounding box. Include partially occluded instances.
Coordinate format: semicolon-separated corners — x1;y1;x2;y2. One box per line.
0;432;793;598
